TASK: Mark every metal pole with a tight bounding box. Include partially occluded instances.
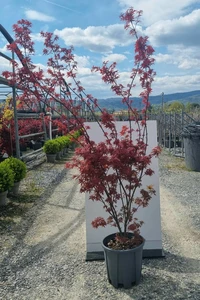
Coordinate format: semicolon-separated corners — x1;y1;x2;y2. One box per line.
164;112;166;147
12;50;20;158
42;114;47;140
174;112;176;155
181;110;184;157
169;113;171;152
159;113;162;145
49;108;52;140
60;86;63;116
161;92;164;113
9;124;13;156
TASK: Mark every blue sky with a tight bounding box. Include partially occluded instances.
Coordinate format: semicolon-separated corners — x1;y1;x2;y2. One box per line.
1;0;200;99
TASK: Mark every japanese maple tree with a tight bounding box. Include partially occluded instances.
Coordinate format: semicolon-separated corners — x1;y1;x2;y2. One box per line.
2;7;161;245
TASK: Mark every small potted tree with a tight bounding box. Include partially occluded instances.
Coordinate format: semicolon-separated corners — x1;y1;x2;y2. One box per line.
2;7;161;288
66;8;161;288
43;139;60;163
2;157;27;195
0;162;14;205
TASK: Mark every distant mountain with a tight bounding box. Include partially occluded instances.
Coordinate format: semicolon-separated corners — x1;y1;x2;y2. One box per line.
98;90;200;111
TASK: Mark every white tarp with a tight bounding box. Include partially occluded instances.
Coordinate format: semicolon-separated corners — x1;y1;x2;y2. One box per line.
85;121;162;254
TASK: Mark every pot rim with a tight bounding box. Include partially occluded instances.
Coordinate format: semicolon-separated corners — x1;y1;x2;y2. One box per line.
0;190;8;196
102;232;145;253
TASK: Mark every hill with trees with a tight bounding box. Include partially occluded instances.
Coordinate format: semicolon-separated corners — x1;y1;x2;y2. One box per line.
98;90;200;111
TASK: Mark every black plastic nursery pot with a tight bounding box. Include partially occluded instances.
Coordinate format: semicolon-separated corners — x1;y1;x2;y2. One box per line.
182;124;200;171
46;153;56;163
33;142;42;150
63;147;68;155
102;233;145;289
56;151;62;160
0;190;8;206
9;181;20;196
20;145;27;152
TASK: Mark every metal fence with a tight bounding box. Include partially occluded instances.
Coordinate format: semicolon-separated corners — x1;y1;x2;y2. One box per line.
148;111;200;157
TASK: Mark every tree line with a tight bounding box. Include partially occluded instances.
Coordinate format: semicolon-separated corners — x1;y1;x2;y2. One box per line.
149;101;200;114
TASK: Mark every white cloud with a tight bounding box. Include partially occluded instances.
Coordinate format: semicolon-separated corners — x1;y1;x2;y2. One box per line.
25;10;55;22
0;56;12;75
102;53;127;63
0;44;9;53
54;24;132;53
178;59;200;69
77;67;92;76
124;51;131;55
78;69;144;98
146;9;200;47
155;46;200;70
34;63;48;72
74;55;90;68
155;53;175;64
117;0;199;26
30;33;44;42
153;74;200;95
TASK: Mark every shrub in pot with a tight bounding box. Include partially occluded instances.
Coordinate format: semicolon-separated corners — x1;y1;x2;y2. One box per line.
3;157;27;182
64;135;71;147
54;138;64;160
43;139;60;163
69;130;82;149
56;137;66;156
43;139;60;154
2;157;27;195
61;136;70;154
0;162;14;205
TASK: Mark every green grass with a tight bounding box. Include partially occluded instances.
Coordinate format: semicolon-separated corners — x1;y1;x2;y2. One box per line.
160;150;191;171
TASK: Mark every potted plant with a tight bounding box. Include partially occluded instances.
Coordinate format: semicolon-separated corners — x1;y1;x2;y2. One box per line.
69;130;81;150
2;6;161;288
62;136;70;154
66;8;161;288
0;162;14;205
56;137;66;157
2;157;27;195
54;138;64;160
43;139;60;163
58;136;70;155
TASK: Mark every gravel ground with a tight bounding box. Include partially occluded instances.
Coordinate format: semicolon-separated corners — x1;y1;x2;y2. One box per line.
0;150;200;300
